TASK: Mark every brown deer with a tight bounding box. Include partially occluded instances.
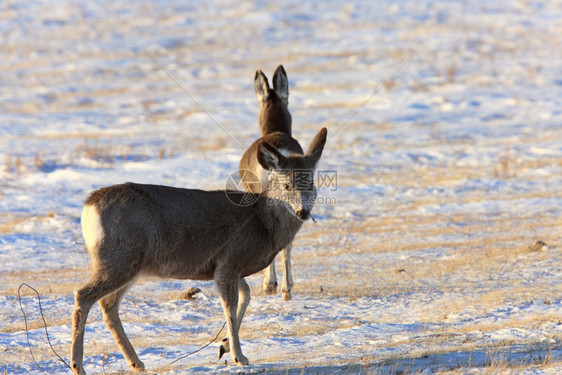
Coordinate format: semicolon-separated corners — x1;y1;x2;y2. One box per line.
239;65;303;300
70;128;327;374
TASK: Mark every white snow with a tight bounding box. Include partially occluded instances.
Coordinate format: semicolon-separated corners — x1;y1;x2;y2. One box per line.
1;0;561;374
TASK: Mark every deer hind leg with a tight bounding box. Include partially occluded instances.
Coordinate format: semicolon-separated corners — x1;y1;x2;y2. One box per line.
263;259;278;295
71;275;125;375
216;275;249;366
71;284;95;375
281;242;294;301
71;263;140;375
98;281;144;372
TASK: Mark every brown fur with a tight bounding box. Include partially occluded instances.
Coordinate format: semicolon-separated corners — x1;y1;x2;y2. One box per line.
254;65;292;136
240;65;304;300
70;129;327;374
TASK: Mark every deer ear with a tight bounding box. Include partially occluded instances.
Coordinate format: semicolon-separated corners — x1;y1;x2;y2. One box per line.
305;127;327;167
272;65;288;101
257;142;284;171
254;70;270;103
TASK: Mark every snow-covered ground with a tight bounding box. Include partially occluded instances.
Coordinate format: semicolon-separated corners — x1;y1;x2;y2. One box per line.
1;0;561;373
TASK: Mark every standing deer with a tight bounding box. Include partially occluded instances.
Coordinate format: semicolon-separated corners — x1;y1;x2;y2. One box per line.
70;128;327;375
239;65;302;300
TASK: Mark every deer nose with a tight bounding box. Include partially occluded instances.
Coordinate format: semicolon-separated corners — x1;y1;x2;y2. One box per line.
296;210;310;220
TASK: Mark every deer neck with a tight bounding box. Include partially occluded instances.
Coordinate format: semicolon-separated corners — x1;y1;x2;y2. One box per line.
255;196;303;251
259;105;292;136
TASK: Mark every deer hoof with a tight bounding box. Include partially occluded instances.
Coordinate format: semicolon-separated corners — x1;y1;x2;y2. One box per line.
71;362;86;375
263;282;277;295
235;354;249;366
218;337;230;359
282;290;292;301
130;360;145;372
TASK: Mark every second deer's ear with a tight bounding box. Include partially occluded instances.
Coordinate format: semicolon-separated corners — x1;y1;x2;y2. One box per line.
255;70;270;103
257;142;284;171
272;65;289;101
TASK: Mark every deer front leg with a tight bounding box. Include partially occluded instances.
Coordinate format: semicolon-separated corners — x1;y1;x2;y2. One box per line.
263;259;278;295
280;242;293;301
216;275;249;366
219;278;251;361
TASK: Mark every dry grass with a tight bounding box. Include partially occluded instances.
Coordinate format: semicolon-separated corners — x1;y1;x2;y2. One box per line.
3;313;69;335
4;145;556;371
0;215;29;235
0;212;57;235
3;154;24;174
452;313;562;336
1;266;88;298
1;131;237;175
1;2;560;374
435;350;557;375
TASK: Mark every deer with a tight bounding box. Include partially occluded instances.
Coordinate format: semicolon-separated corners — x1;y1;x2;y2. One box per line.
239;65;303;300
70;127;327;375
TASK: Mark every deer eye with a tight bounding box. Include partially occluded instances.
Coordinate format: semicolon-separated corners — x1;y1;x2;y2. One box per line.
284;183;291;191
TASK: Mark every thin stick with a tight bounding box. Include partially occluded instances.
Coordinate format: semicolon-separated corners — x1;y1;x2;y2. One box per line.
18;283;72;373
168;321;226;366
